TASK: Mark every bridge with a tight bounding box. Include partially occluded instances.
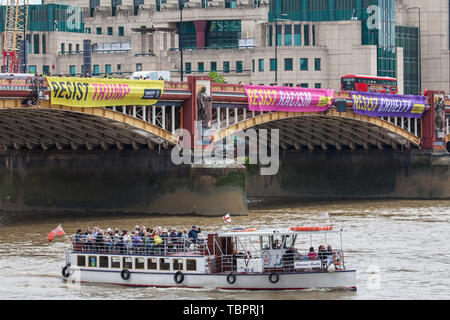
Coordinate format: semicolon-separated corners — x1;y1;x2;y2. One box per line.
0;75;449;153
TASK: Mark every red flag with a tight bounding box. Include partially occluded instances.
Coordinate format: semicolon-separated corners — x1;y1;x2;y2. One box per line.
48;224;65;242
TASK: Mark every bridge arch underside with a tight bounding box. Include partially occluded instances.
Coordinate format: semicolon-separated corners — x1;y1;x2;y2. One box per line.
222;115;420;151
0;109;175;151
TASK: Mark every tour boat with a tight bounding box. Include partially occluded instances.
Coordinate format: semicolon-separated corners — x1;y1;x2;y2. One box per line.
61;227;357;291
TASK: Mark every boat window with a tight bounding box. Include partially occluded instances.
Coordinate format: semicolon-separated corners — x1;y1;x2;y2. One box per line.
283;235;295;248
173;259;183;271
160;258;170;271
186;259;197;271
111;256;121;268
260;236;270;250
77;255;86;267
272;234;283;250
99;256;109;268
148;258;158;270
135;257;145;269
123;257;133;269
88;256;97;267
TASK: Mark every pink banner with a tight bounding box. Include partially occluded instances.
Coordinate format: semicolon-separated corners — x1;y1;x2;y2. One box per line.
243;85;334;112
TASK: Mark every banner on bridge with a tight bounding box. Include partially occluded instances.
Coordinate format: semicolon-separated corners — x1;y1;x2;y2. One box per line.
243;85;334;112
47;77;164;107
350;91;427;118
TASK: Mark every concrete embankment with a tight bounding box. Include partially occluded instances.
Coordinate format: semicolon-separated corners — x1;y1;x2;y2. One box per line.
247;150;450;200
0;150;247;216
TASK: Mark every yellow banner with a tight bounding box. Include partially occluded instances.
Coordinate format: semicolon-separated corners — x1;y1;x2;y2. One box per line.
47;77;164;107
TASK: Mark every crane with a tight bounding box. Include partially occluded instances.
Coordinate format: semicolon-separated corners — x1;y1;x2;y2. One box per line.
2;0;29;73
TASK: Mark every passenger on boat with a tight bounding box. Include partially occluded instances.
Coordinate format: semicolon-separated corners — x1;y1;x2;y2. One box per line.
180;229;191;251
85;230;95;251
132;231;143;254
95;230;105;252
188;225;201;244
123;230;133;253
307;247;318;260
282;246;296;271
318;245;327;260
143;230;154;254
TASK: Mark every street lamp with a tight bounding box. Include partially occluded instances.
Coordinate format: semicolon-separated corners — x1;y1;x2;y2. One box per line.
179;0;185;81
407;6;421;94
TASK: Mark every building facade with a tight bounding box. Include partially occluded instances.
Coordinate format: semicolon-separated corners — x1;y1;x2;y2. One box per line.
0;0;447;94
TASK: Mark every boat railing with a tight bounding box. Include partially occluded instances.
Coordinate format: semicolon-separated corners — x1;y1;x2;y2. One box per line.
209;249;345;274
70;234;210;256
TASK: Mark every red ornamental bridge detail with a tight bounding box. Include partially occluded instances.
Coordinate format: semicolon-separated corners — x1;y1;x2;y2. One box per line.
0;75;448;152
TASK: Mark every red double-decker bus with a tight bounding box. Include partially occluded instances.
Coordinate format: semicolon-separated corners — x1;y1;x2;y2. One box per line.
341;74;398;94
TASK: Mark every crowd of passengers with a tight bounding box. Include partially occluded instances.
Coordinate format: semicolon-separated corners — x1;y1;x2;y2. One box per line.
72;225;202;254
282;245;338;271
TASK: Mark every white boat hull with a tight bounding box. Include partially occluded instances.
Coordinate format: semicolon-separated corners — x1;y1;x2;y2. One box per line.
64;268;357;291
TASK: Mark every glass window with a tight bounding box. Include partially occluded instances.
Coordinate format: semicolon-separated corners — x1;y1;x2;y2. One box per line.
88;256;97;267
160;258;170;271
186;259;197;271
236;61;243;73
314;58;321;71
261;236;270;250
117;64;121;71
107;27;113;35
123;257;132;269
105;64;111;74
198;62;204;73
269;25;273;46
173;259;183;271
276;25;282;46
68;43;72;54
294;25;301;46
148;258;158;270
185;62;191;74
60;43;65;54
42;35;46;54
77;255;86;267
300;58;308;71
258;59;264;72
99;256;109;268
300;83;309;88
42;65;49;75
135;257;145;269
85;27;91;34
33;34;39;54
284;58;293;71
284;25;292;46
136;63;142;71
29;65;36;74
270;58;277;71
75;44;80;53
223;61;230;73
252;59;255;72
111;256;121;268
118;26;124;36
315;83;322;88
93;65;99;75
304;25;309;46
70;65;76;76
96;27;102;35
210;61;217;72
272;235;282;250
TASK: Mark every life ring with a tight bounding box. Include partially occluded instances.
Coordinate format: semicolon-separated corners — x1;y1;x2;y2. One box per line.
61;265;70;278
121;269;131;280
174;271;184;284
268;272;279;284
333;251;343;266
226;272;236;284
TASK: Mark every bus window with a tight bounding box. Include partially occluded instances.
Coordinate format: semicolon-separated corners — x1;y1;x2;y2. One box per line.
341;78;355;90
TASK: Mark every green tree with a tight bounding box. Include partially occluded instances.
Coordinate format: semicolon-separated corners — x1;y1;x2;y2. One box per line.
208;71;226;83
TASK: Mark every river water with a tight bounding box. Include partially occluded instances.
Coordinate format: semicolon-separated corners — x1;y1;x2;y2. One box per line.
0;199;449;300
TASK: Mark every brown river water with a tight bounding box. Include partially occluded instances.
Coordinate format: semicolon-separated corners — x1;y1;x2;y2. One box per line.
0;199;449;300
